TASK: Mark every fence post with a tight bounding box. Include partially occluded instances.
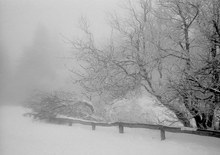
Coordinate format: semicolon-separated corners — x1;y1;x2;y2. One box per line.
92;123;96;130
119;123;124;133
160;126;166;141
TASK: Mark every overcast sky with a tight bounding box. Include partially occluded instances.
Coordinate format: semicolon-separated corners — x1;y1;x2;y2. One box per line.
0;0;120;67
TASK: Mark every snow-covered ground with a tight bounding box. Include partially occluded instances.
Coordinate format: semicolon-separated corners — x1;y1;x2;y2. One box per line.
0;105;220;155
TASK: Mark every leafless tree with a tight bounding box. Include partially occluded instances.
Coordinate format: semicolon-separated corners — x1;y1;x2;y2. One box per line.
188;0;220;129
71;1;164;103
157;0;220;129
70;0;220;128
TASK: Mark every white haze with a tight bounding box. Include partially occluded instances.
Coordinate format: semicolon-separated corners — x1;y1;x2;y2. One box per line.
0;0;120;104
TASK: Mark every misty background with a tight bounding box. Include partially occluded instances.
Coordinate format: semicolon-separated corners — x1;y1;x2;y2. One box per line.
0;0;120;104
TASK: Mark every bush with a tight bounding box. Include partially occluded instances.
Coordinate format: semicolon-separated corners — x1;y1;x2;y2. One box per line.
24;90;95;121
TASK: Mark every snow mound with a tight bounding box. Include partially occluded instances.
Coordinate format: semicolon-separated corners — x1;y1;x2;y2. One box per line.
107;94;183;127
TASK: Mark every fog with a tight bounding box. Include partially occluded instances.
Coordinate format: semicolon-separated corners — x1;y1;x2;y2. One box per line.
0;0;120;104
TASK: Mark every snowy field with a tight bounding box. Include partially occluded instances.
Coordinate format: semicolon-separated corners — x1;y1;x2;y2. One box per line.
0;106;220;155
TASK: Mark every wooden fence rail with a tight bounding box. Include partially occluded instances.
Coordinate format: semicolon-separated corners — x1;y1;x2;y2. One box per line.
49;117;220;141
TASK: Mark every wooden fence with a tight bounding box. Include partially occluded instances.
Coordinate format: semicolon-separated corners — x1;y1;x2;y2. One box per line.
49;117;220;141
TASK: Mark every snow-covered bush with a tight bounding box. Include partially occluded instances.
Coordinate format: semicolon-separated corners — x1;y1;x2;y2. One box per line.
59;101;94;118
106;92;183;127
24;90;95;120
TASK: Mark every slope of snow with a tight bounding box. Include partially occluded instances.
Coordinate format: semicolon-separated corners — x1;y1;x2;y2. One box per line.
107;94;183;127
1;105;220;155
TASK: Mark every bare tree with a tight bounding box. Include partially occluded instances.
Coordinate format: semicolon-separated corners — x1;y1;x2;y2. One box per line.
157;0;220;129
188;0;220;129
71;1;164;103
150;0;200;126
70;0;220;128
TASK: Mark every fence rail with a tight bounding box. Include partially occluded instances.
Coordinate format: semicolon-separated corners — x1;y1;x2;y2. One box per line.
48;117;220;141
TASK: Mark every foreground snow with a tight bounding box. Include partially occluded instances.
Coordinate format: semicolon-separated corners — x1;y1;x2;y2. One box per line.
0;106;220;155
